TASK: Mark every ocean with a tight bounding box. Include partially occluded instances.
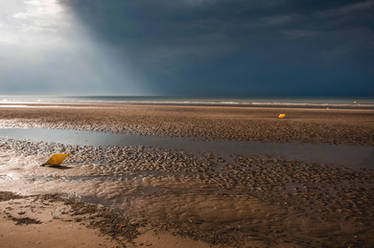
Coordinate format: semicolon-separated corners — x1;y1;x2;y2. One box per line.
1;95;374;109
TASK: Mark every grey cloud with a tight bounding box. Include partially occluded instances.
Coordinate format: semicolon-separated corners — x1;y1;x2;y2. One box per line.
1;0;373;96
54;0;373;96
319;0;374;17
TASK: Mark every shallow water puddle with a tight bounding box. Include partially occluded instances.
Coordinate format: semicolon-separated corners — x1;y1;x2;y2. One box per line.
0;128;373;168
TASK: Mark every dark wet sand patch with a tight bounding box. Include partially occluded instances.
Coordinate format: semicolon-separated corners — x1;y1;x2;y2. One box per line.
7;216;42;225
0;191;23;202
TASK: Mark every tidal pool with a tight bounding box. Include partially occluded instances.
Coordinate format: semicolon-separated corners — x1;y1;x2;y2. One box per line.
0;128;373;169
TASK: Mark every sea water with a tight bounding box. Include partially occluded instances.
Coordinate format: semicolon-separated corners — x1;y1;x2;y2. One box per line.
1;95;374;109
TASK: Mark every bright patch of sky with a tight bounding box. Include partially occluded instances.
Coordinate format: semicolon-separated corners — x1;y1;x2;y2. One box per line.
0;0;145;95
1;0;71;49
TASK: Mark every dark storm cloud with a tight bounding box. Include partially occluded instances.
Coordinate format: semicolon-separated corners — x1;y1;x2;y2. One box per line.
59;0;374;96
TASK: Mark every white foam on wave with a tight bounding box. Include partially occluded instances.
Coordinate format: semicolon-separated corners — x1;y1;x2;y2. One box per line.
1;96;374;108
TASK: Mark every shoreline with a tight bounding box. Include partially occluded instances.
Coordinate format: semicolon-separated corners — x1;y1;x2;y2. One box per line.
1;101;374;110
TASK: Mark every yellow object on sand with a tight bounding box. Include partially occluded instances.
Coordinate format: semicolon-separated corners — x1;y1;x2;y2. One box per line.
278;113;286;119
43;153;69;166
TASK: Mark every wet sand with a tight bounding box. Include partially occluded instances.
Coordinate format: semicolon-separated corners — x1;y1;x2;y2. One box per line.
0;103;373;145
0;193;117;248
0;192;213;248
1;104;374;247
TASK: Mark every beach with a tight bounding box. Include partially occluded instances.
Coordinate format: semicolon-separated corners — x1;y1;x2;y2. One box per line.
0;103;374;247
0;103;374;145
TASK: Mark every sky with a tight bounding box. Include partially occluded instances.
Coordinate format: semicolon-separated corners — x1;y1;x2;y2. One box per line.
0;0;373;97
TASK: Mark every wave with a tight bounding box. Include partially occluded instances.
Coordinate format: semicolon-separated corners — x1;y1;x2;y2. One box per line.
1;96;374;109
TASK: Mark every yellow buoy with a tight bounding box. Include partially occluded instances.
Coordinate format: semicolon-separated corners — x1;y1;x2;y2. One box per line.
278;113;286;119
41;153;69;167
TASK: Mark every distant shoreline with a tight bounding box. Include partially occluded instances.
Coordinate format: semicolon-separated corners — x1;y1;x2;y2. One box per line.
1;101;374;110
1;95;374;109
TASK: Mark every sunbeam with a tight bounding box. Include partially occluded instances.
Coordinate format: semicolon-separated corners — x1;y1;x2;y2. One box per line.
0;0;146;95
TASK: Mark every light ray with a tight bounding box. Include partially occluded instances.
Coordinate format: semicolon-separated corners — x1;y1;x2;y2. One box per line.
0;0;145;95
